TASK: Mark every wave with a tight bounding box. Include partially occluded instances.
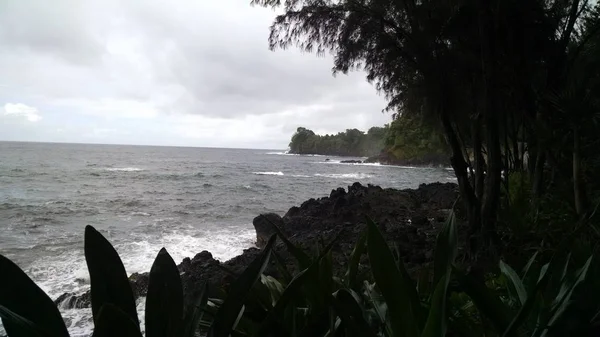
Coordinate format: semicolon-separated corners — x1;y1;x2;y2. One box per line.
253;171;284;176
314;173;373;179
317;160;381;167
265;152;326;157
22;226;256;337
104;167;143;172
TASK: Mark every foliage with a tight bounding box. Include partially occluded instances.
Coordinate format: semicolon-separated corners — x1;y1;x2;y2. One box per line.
1;215;599;337
288;115;450;165
253;0;600;255
0;226;217;337
383;114;451;165
288;126;387;157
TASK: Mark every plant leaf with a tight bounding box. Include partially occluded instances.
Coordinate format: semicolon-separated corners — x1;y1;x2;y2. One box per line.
260;214;311;269
0;254;70;337
433;211;457;287
546;256;593;331
363;281;392;337
500;260;527;306
146;248;183;337
453;267;512;333
84;226;139;328
345;230;367;289
182;283;209;337
253;234;339;337
92;303;143;337
420;273;451;337
331;289;378;337
208;234;277;337
367;217;420;337
0;305;45;337
502;266;551;337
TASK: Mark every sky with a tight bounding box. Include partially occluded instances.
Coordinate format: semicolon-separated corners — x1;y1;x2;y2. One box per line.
0;0;391;149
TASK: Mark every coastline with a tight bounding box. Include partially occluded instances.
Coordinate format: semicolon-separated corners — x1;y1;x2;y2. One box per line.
55;181;459;310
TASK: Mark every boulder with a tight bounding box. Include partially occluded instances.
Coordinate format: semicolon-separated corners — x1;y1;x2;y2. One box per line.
55;182;461;311
252;213;284;248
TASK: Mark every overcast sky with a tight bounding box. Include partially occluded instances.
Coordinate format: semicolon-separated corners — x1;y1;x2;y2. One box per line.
0;0;391;149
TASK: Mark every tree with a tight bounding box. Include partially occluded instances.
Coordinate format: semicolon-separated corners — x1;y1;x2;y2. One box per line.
254;0;600;256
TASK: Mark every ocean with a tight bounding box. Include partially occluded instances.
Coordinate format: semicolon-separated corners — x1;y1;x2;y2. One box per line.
0;141;455;336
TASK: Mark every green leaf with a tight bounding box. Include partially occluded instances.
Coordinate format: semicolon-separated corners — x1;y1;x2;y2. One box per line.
522;251;539;278
433;211;457;287
0;305;45;337
363;281;391;336
92;303;143;337
253;234;339;337
259;214;312;269
260;275;286;307
145;248;183;337
182;283;209;337
84;226;139;328
331;289;378;337
208;234;277;337
500;260;527;306
453;267;512;333
271;250;293;285
366;217;420;337
420;273;450;337
545;256;593;332
345;230;367;289
0;254;69;337
319;250;334;298
502;266;551;337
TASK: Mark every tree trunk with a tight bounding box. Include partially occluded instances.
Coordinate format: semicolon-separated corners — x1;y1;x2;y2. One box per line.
441;111;482;254
573;127;588;217
472;116;485;201
477;0;501;253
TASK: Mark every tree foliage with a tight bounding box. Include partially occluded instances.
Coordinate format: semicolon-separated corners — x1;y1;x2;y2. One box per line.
254;0;600;256
288;126;386;156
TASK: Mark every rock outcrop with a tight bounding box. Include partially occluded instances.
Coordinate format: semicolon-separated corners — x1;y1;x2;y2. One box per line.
55;182;459;310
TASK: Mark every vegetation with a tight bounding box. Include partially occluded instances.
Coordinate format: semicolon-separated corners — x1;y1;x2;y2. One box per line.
254;0;600;257
288;126;387;157
288;115;450;164
3;1;600;336
2;214;598;336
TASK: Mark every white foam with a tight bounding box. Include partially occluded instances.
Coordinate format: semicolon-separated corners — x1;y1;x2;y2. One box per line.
104;167;143;172
290;174;311;178
265;151;290;155
18;226;256;337
314;173;373;179
317;160;383;167
253;171;284;176
264;152;326;157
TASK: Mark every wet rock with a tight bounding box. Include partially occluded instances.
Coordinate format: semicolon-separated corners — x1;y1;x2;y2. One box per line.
56;182;460;311
252;213;284;248
340;160;362;164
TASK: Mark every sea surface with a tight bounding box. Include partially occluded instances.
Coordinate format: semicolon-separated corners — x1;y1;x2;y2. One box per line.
0;141;455;336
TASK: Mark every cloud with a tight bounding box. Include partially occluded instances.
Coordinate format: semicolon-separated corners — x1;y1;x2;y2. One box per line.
3;103;42;122
0;0;391;148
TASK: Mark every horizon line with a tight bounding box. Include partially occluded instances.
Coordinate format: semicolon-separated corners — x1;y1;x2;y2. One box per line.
0;140;287;151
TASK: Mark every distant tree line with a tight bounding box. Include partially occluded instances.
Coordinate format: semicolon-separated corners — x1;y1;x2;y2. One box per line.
289;113;450;164
288;126;387;157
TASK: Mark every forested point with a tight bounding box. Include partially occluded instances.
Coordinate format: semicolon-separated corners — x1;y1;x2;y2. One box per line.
289;114;451;165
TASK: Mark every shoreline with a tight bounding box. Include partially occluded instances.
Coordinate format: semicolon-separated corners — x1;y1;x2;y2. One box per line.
55;181;459;310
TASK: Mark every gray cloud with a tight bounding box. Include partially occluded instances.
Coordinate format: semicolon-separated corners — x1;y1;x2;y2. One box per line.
0;0;390;148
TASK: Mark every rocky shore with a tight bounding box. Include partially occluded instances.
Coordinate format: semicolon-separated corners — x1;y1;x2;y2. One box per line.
364;151;450;167
55;182;459;310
